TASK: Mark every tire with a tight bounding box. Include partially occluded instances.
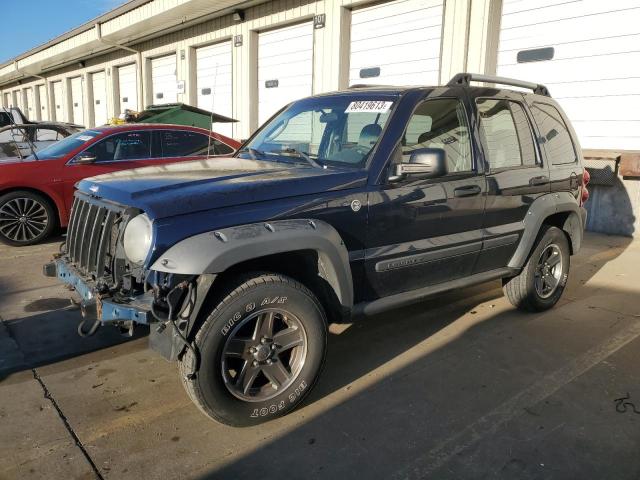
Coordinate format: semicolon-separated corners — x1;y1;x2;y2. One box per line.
179;272;328;426
0;190;56;246
503;225;570;312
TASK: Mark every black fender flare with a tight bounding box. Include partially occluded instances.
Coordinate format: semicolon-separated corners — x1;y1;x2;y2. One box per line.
150;219;354;308
508;192;586;269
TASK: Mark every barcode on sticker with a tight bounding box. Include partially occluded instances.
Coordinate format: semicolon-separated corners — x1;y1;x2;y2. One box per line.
345;101;393;114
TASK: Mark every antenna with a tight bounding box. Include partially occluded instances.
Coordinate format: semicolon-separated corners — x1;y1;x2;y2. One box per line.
206;62;219;160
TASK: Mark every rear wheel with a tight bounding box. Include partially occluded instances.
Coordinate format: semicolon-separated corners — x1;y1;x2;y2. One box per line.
179;272;327;426
503;225;570;312
0;191;56;246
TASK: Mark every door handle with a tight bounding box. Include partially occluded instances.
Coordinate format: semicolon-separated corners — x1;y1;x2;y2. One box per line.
453;185;482;197
529;175;549;186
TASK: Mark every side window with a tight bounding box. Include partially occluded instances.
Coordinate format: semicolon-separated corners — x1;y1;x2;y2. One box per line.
530;102;577;165
84;131;152;162
160;131;210;157
402;98;472;173
476;99;536;169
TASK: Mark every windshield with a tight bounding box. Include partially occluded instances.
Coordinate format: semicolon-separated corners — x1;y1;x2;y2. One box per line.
26;130;101;160
238;95;397;168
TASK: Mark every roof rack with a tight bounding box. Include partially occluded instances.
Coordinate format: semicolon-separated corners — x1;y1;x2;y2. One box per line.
447;73;551;97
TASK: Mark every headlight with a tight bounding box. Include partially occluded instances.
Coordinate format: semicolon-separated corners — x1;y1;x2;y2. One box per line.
123;213;153;265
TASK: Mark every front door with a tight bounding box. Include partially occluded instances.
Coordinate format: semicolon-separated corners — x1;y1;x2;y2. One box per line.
365;97;486;299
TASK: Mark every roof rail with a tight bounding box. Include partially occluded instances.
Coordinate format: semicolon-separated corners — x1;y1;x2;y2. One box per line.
447;73;551;97
348;84;385;89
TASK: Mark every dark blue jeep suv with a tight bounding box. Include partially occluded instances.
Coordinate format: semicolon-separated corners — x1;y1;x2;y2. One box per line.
45;73;589;426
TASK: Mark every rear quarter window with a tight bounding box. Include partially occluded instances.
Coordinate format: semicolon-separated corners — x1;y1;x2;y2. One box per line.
530;102;577;165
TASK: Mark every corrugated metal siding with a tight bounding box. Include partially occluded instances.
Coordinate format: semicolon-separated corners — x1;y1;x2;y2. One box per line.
0;0;451;140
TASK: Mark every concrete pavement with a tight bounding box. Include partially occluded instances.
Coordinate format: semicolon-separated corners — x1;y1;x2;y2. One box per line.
0;232;639;479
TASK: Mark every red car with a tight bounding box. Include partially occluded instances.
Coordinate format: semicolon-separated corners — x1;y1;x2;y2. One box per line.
0;124;240;246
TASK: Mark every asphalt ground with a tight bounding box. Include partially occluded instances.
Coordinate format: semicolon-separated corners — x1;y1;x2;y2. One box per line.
1;232;639;479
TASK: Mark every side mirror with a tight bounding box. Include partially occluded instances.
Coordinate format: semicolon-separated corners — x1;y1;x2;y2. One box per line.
74;153;97;164
390;148;447;181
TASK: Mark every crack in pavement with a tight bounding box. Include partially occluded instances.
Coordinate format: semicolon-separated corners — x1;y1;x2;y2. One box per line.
0;315;104;480
31;368;105;480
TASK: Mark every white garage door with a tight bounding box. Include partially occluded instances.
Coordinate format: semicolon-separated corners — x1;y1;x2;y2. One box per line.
497;0;640;150
350;0;444;86
151;54;177;105
38;85;49;121
70;77;84;126
24;88;35;119
118;63;138;113
196;41;233;137
3;92;11;108
92;71;108;126
52;81;65;122
258;22;313;125
14;90;23;112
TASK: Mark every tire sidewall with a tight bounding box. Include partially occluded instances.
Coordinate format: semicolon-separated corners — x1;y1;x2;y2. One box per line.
0;191;56;246
194;279;326;426
526;227;570;309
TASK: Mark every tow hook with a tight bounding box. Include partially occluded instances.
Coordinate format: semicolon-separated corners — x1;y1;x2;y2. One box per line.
77;295;102;338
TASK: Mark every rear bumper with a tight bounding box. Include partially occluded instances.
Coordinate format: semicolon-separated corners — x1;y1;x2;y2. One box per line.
44;258;152;325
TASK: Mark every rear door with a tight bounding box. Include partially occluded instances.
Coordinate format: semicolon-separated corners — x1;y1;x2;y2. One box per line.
469;90;550;273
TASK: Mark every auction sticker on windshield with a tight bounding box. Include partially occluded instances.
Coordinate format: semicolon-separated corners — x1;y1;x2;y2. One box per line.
77;135;95;142
345;101;393;113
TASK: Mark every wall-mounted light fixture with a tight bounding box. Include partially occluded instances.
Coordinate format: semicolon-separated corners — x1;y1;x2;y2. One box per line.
232;10;245;22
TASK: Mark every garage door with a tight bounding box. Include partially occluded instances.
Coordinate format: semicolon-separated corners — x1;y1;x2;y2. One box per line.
70;77;84;126
92;71;108;126
151;54;177;105
14;90;23;112
24;88;35;119
258;22;313;125
38;85;49;121
52;81;65;122
349;0;444;86
497;0;640;150
118;63;138;113
196;41;233;137
3;92;10;108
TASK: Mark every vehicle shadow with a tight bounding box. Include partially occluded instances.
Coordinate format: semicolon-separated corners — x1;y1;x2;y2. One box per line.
199;235;638;480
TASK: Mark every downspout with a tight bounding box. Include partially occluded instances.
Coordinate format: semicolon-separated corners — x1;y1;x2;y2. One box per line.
95;23;144;112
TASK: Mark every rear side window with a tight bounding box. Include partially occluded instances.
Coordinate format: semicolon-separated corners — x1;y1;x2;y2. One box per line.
530;102;577;165
161;131;210;157
477;99;536;170
402;98;473;173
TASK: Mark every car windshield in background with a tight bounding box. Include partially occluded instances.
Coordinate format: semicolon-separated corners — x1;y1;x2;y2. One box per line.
26;130;101;160
238;95;397;168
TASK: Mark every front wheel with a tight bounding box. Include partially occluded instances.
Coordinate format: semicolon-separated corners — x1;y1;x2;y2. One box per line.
0;191;56;246
503;225;571;312
179;273;327;426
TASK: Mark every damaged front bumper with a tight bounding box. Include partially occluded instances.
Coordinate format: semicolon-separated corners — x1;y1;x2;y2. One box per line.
43;258;153;332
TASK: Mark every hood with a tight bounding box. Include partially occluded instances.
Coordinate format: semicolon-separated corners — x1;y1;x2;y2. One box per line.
77;157;368;219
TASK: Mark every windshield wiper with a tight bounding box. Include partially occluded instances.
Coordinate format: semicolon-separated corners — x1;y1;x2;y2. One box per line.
269;148;324;169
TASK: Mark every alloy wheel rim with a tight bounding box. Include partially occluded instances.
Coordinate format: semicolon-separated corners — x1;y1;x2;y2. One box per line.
535;243;563;299
0;197;49;242
221;308;307;402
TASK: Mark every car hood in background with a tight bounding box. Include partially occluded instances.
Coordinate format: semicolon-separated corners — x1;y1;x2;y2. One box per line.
77;157;368;219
